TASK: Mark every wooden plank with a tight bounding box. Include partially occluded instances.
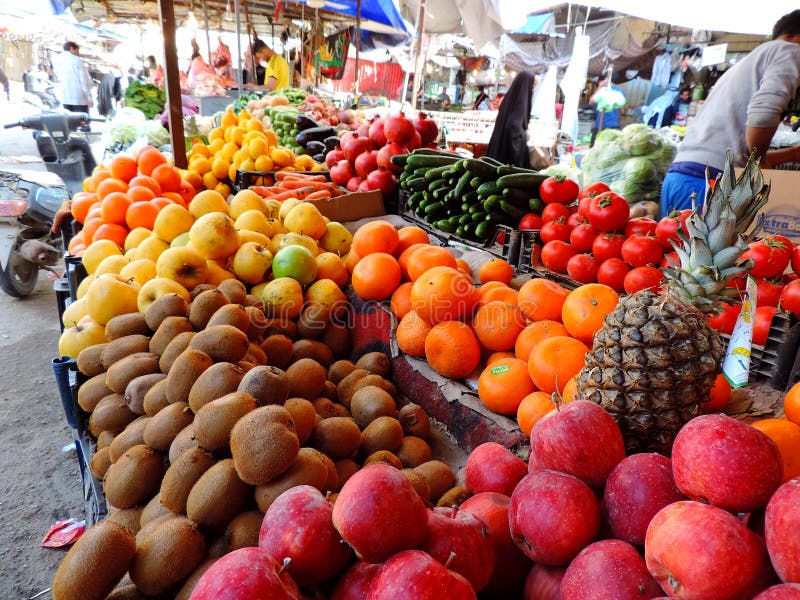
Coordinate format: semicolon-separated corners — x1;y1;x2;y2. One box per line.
158;0;187;169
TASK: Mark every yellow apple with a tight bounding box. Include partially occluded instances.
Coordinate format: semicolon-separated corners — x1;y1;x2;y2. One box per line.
251;281;269;299
156;246;209;290
305;278;347;307
61;297;88;329
261;277;304;319
170;232;191;248
119;258;157;287
82;239;123;275
319;221;353;254
135;235;170;262
153;204;195;243
278;197;303;222
229;189;266;219
283;203;327;240
279;232;319;255
237;230;270;247
94;254;131;276
58;319;107;358
85;273;141;325
263;199;281;219
137;277;191;313
234;209;272;236
124;227;152;253
189;189;230;218
76;274;97;299
232;241;273;285
189;212;240;260
205;259;237;285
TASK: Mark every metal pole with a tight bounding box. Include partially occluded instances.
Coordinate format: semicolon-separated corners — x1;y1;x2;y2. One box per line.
354;0;361;97
234;0;243;95
203;0;211;64
411;0;426;111
158;0;187;168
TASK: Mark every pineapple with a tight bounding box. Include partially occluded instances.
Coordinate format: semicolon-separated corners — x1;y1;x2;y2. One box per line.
577;151;770;454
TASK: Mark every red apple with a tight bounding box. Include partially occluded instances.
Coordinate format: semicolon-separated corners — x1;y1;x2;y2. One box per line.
603;453;685;547
331;562;382;600
332;463;429;563
259;485;354;586
367;549;476;600
754;584;800;599
528;450;544;473
561;539;662;600
765;478;800;584
645;501;772;600
460;492;531;593
464;442;528;496
189;547;302;600
671;414;783;513
420;506;495;592
523;564;565;600
509;469;601;566
530;400;626;488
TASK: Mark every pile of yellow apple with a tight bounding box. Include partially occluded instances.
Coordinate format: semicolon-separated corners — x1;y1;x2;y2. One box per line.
58;189;353;358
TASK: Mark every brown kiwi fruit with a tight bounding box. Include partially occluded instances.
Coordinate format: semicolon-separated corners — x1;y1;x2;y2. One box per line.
328;360;356;385
186;459;251;530
335;368;369;408
51;519;136;600
174;557;217;600
106;507;144;534
414;460;455;503
104;584;154;599
149;316;194;356
89;393;137;437
109;417;150;463
229;406;299;486
143;378;170;417
261;316;297;339
143;401;194;452
206;536;229;559
396;436;433;468
217;279;247;305
291;339;334;367
253;447;328;512
350;386;398;429
402;468;431;500
90;446;112;480
194;392;257;451
319;380;337;401
157;330;196;374
125;373;166;415
188;288;230;330
364;450;403;470
129;517;206;596
333;403;351;418
321;322;351;359
106;312;151;340
160;446;216;514
169;424;199;464
311;397;339;419
76;342;108;377
207;303;250;332
136;512;178;546
187;362;247;413
224;510;264;551
191;283;216;300
311;417;361;461
398;403;431;441
236;365;289;406
96;429;115;450
355;352;392;378
103;444;164;509
77;372;112;413
334;459;360;490
296;303;329;340
360;416;404;456
166;349;214;404
144;292;189;331
349;374;398;405
260;334;294;369
101;335;152;369
286;358;327;400
436;486;473;508
244;293;264;310
237;360;256;371
244;342;267;365
244;306;267;342
319;451;339;492
140;491;170;527
189;324;250;363
284;398;316;445
105;352;160;394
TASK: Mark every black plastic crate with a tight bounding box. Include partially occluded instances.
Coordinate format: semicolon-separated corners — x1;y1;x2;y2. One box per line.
516;229;581;290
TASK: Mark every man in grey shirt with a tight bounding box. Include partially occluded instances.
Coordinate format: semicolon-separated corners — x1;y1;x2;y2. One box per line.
661;10;800;216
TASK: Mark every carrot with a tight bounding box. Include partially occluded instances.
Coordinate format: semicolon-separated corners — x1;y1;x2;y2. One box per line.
304;190;332;200
268;186;317;201
249;186;275;197
275;172;328;182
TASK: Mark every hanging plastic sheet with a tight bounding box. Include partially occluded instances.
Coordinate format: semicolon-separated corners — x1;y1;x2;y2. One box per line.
559;27;590;144
532;65;558;122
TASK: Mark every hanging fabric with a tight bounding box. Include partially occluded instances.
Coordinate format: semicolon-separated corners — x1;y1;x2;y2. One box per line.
318;28;353;80
651;52;671;88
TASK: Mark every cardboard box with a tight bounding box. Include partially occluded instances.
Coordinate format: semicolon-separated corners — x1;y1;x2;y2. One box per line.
309;190;386;223
752;169;800;241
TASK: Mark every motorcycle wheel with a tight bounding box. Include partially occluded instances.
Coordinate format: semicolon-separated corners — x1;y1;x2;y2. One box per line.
0;248;39;297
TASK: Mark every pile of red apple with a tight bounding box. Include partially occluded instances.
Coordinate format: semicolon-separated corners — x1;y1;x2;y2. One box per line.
326;113;439;196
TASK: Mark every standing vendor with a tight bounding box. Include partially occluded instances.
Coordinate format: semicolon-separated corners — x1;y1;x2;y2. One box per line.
250;40;290;91
661;10;800;216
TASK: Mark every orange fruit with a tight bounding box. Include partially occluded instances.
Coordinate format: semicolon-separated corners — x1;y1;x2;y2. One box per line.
67;232;86;255
125;200;161;230
783;381;800;426
151;197;174;210
478;284;518;307
486;351;516;366
527;335;589;394
129;175;162;195
352;252;401;301
396;310;433;358
514;320;570;362
100;192;132;226
424;320;481;379
96;177;128;200
406;246;458;281
70;192;98;224
390;282;413;319
351;220;400;256
702;374;732;412
410;266;478;325
479;259;514;285
455;258;472;276
478;358;536;415
162;192;186;207
92;223;129;247
81;217;103;244
137;149;167;177
398;243;427;280
152;164;182;193
344;249;361;274
179;180;196;204
751;418;800;482
109;155;138;182
127;185;156;203
472;301;526;351
518;278;569;322
395;226;430;256
517;391;556;436
561;376;579;403
561;284;619;346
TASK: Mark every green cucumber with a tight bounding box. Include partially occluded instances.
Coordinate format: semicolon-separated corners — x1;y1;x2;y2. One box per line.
471;211;487;222
483;195;503;211
502;187;531;203
453;171;473;197
391;154;409;167
407;155;460;169
407;177;427;191
529;198;544;213
424;201;444;215
463;158;497;179
475;221;493;239
477;182;501;196
428;178;448;191
424;165;456;182
496;165;537;176
496;172;546;188
500;200;527;219
470;177;483;189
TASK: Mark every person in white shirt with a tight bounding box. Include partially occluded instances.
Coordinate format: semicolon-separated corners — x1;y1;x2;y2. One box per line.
54;41;93;114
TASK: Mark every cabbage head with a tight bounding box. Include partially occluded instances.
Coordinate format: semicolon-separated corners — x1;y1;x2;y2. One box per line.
621;123;662;156
137;120;170;148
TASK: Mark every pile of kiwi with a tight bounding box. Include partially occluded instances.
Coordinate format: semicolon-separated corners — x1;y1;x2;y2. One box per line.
55;279;466;600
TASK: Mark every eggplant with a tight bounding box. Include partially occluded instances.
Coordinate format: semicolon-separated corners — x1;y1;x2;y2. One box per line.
312;153;326;164
305;140;326;156
296;114;321;131
296;126;337;148
324;136;341;153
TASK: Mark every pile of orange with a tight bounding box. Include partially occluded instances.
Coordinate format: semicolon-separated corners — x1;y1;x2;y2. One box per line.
69;149;196;255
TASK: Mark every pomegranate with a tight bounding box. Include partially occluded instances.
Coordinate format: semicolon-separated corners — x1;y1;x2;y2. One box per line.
342;133;373;163
406;129;422;150
330;160;355;186
415;112;439;145
384;113;416;145
357;122;370;138
346;177;363;192
325;148;345;168
358;179;372;193
338;109;355;125
366;167;398;195
354;150;379;179
368;117;388;148
377;143;407;174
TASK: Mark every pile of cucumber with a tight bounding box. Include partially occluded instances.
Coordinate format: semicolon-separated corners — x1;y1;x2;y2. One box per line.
393;149;545;241
265;106;304;153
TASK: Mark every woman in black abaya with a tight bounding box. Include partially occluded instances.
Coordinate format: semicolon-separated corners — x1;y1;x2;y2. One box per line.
485;71;536;168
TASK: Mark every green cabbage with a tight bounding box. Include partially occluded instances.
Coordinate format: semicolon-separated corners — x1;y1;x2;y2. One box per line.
137;120;170;148
621;123;662;156
623;156;659;183
594;128;621;144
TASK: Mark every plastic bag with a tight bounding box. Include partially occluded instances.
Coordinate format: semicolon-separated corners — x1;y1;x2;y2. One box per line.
104;107;147;150
137;120;170;148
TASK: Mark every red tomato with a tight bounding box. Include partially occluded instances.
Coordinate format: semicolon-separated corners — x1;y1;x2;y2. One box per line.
740;235;793;279
539;176;579;205
566;254;599;283
578;182;611;204
567;212;588;229
541;203;570;223
596;258;630;292
540;219;572;244
624;217;658;238
623;266;663;294
586;192;630;233
753;305;777;346
755;277;784;308
660;251;679;268
541;240;577;273
655;209;691;249
780;279;800;317
519;213;543;231
707;302;742;335
621;235;665;267
569;223;599;253
591;233;626;262
792;245;800;276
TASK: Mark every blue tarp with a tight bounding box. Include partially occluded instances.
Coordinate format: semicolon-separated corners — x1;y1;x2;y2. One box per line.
514;12;555;35
302;0;411;35
49;0;73;15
